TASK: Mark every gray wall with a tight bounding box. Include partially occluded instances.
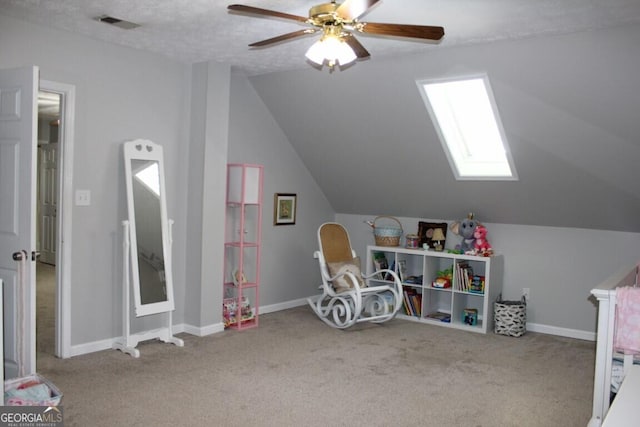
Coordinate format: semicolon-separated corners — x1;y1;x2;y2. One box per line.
228;71;335;306
338;213;640;338
249;24;640;233
0;13;192;345
184;61;231;333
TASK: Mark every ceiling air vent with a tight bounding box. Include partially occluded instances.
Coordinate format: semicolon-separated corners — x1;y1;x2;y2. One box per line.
96;15;140;30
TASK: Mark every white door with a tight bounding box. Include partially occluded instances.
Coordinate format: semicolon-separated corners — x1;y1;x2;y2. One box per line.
0;66;38;378
38;142;58;265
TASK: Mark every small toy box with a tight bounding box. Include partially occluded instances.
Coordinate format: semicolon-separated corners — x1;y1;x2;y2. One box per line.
462;308;478;326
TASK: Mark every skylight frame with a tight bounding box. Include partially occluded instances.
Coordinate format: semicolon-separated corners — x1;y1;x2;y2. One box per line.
417;74;518;181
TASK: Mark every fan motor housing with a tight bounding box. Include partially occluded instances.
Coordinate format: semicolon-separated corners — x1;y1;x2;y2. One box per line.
309;2;341;25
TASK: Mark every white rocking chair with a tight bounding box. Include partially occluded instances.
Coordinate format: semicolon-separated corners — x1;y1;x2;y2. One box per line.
307;222;403;329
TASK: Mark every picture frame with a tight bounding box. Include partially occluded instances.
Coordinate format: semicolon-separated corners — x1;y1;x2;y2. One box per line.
417;221;448;249
274;193;297;225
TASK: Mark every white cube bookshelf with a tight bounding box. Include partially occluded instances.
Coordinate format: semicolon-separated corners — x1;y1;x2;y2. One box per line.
365;245;503;334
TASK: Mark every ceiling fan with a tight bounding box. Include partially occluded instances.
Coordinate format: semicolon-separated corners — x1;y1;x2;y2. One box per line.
228;0;445;69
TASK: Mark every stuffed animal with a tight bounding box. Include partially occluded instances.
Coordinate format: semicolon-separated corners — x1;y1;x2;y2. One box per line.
450;213;479;254
473;224;493;256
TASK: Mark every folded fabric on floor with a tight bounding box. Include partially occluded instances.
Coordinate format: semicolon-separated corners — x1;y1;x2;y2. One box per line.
4;382;51;405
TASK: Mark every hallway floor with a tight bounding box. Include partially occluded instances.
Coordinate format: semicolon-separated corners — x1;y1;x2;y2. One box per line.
36;261;55;356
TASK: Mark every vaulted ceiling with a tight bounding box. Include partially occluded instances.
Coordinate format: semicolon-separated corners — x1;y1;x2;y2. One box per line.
246;21;640;232
4;0;640;231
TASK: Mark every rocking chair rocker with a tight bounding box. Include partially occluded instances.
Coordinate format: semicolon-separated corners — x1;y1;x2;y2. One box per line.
307;222;403;329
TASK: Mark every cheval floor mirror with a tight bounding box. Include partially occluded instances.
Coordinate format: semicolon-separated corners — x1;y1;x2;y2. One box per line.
113;139;183;357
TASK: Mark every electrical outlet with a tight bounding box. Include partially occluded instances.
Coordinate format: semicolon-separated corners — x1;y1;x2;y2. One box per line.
522;288;530;301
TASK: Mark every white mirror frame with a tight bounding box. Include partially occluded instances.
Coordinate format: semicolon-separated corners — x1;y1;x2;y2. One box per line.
123;139;175;317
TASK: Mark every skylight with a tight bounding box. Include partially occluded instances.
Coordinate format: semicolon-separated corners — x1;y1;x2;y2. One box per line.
418;75;517;180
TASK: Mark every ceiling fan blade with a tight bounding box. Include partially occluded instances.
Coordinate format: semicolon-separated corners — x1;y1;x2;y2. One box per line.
249;29;316;47
335;0;380;20
228;4;308;23
343;34;370;58
360;22;445;40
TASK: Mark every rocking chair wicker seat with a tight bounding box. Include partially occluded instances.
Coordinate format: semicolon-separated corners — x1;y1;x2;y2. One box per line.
307;222;403;329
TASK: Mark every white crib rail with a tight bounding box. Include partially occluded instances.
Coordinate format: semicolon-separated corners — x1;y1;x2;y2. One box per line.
589;263;639;427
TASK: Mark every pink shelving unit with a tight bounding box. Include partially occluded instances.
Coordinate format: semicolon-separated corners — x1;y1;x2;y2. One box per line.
223;164;263;330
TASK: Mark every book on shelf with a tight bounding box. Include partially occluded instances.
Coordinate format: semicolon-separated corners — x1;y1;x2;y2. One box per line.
402;293;413;316
411;294;422;317
372;251;389;279
455;262;474;292
404;275;423;285
384;260;396;281
426;311;451;322
402;289;422;316
469;275;485;294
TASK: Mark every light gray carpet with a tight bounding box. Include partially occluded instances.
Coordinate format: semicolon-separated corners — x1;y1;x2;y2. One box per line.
35;304;596;427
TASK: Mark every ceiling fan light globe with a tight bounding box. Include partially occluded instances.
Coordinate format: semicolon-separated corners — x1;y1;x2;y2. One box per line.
305;37;357;67
335;40;357;65
322;37;357;65
305;40;327;65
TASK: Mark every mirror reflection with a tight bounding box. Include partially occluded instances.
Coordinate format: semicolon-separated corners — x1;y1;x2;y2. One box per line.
123;139;175;318
130;159;167;305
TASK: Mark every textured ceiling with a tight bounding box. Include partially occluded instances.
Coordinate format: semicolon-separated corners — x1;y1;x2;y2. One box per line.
2;0;640;75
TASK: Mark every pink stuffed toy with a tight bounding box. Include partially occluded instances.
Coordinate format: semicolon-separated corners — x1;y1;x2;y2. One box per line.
473;225;493;256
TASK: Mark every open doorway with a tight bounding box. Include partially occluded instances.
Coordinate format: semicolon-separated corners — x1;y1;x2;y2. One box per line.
36;91;60;357
36;79;75;360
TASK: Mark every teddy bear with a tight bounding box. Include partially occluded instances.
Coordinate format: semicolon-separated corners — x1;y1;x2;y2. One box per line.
450;213;479;254
473;224;493;256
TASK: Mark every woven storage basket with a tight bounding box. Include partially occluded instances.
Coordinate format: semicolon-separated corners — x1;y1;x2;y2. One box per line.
373;216;403;247
494;294;527;337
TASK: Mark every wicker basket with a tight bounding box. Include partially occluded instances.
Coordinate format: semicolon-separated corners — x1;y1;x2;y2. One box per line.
373;216;403;247
494;294;527;337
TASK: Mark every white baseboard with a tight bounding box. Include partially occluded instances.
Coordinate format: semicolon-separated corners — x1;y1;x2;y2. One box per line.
70;337;117;357
69;324;195;357
526;322;596;341
67;300;309;357
177;299;308;337
180;322;225;337
259;298;308;314
68;300;593;357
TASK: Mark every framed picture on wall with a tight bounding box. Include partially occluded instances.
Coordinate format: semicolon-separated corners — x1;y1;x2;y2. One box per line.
417;221;448;249
274;193;297;225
